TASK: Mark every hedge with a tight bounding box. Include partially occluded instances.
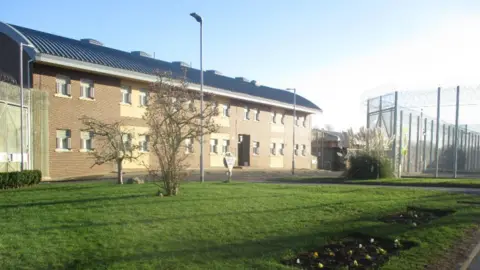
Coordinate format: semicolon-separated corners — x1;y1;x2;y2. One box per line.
345;153;394;180
0;170;42;189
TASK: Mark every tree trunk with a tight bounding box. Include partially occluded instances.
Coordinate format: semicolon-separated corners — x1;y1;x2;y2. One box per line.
117;159;123;184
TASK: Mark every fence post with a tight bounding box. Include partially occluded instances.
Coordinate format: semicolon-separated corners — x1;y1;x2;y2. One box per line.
398;110;403;177
392;92;399;174
423;117;427;171
435;87;441;178
366;99;370;150
416;115;421;172
465;125;468;171
407;113;412;173
454;86;460;178
430;119;434;166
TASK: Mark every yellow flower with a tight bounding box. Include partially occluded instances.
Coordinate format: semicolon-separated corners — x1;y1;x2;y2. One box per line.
347;250;353;255
353;260;359;266
365;254;372;260
328;251;335;257
318;262;324;268
313;251;319;258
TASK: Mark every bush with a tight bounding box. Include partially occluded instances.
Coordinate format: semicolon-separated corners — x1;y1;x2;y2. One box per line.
345;153;394;180
0;170;42;189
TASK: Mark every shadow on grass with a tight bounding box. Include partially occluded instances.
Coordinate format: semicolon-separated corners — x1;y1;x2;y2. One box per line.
0;184;101;194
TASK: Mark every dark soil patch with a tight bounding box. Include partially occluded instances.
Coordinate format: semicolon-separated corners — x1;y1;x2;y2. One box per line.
282;233;417;269
379;206;455;226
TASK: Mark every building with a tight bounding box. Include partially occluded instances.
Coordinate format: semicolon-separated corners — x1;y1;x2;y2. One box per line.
0;22;322;179
311;129;349;170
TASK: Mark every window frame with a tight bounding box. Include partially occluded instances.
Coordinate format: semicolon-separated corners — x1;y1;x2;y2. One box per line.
55;75;71;97
139;89;148;107
222;104;230;117
222;139;230;154
80;131;94;151
295;144;299;156
279;143;285;155
254;109;260;121
185;138;194;154
253;141;260;155
244;106;250;120
121;86;132;104
210;139;218;154
56;129;72;151
139;135;149;152
302;144;307;156
80;79;94;99
270;142;276;155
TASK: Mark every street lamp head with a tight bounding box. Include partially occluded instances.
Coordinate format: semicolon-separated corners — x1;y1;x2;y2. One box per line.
286;88;296;92
21;43;36;49
190;12;202;23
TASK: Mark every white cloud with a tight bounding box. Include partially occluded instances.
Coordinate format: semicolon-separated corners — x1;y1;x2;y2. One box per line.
303;16;480;131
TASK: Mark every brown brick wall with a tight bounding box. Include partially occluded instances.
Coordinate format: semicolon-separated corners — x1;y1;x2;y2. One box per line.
32;63;314;179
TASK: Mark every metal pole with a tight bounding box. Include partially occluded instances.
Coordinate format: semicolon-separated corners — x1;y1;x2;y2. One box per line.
398;110;403;177
377;96;383;179
292;88;296;175
448;126;451;149
392;91;398;174
19;43;25;171
429;120;434;165
407;113;412;173
366;99;370;150
454;86;460;178
465;125;468;171
423;117;427;171
442;124;445;153
415;115;421;172
434;87;441;178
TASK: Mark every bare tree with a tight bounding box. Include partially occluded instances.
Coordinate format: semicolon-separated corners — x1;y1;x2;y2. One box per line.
79;116;143;184
144;71;219;196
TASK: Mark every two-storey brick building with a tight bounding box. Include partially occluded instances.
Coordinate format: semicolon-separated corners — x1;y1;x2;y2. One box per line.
0;22;322;179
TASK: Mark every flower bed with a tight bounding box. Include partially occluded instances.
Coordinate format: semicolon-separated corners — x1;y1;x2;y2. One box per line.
380;206;455;227
282;233;416;269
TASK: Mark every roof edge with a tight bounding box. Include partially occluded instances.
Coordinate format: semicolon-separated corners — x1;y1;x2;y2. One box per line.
36;53;321;114
0;22;39;57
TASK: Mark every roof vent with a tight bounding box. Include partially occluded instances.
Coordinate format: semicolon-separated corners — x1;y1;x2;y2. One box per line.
206;70;223;75
251;80;260;86
80;38;103;46
172;61;191;68
235;77;250;83
131;51;152;58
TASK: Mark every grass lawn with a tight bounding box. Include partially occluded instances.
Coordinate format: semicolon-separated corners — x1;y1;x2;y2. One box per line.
1;182;480;269
270;176;480;189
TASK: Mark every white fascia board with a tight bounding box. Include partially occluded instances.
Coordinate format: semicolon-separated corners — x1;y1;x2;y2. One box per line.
36;54;321;114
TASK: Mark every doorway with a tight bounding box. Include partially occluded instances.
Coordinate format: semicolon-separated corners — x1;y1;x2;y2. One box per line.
238;134;250;166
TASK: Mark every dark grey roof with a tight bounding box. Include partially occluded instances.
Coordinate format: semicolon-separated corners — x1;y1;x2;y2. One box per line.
9;24;321;111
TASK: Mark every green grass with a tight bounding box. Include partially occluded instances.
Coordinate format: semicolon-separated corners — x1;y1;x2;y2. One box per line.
270;176;480;188
1;181;480;269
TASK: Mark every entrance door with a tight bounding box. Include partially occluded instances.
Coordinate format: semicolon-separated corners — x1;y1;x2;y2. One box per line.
238;134;250;166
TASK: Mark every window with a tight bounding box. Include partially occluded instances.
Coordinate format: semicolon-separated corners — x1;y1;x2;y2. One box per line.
295;116;300;126
80;131;93;151
244;106;250;120
302;144;307;156
80;79;94;99
295;144;299;156
303;117;307;127
281;113;285;125
222;104;230;117
139;135;149;152
56;129;71;150
139;89;148;106
270;143;276;155
185;138;194;153
254;109;260;121
55;75;71;96
210;139;218;153
253;141;260;155
279;143;285;155
222;139;230;154
271;111;277;123
121;86;132;104
122;133;132;151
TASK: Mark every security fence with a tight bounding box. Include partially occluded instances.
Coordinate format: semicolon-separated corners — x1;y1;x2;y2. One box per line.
0;82;49;176
366;86;480;178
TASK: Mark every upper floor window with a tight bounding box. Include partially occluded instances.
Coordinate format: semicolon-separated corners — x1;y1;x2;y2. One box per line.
80;131;94;151
281;113;285;125
294;144;299;156
271;111;277;123
122;133;132;151
244;106;250;120
80;79;94;99
303;116;307;127
222;104;230;117
139;89;148;106
55;75;71;96
295;116;300;126
302;144;307;156
56;129;71;150
254;109;260;121
121;86;132;104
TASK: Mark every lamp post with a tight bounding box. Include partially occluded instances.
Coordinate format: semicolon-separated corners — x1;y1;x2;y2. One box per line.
19;42;35;171
190;12;204;183
286;88;297;175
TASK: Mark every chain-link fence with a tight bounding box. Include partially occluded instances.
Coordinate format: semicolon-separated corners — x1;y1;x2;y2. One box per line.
0;82;49;176
366;86;480;178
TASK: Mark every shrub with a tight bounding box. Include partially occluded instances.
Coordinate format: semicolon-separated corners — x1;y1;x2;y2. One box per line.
345;153;394;180
0;170;42;189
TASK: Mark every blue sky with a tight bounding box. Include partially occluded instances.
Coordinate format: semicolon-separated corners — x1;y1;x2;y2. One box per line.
3;0;480;130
